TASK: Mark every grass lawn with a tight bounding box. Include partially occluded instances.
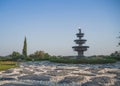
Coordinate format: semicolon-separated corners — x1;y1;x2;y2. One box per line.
0;61;17;71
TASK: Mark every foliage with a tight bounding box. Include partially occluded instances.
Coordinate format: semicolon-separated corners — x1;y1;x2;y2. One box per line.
22;37;27;57
0;55;120;64
1;50;120;64
26;55;119;64
29;50;50;59
7;51;26;61
49;56;117;64
10;51;20;58
0;57;13;61
118;32;120;46
111;51;120;57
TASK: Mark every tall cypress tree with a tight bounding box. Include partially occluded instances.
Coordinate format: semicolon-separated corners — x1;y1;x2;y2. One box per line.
117;32;120;47
22;37;27;57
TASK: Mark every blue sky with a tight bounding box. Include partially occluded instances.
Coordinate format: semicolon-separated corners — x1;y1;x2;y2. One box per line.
0;0;120;56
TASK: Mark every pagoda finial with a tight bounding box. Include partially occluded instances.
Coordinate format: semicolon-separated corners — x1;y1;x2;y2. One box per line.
78;28;81;33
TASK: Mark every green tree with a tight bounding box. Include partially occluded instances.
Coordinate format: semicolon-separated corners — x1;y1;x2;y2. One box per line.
44;53;50;58
118;32;120;46
34;50;45;58
29;50;50;59
22;37;27;57
11;51;20;58
10;51;22;60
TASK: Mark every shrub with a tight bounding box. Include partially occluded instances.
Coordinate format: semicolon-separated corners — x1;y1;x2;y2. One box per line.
49;56;117;64
29;50;50;60
9;51;22;61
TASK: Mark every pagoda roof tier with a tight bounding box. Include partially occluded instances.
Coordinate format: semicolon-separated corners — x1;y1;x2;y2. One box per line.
74;39;86;44
72;46;89;48
72;46;89;51
74;40;86;44
76;33;84;37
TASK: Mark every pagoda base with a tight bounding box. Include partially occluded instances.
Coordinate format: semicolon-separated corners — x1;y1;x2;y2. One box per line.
76;56;84;59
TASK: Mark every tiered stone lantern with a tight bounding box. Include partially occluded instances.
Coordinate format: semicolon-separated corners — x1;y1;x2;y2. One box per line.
72;29;89;58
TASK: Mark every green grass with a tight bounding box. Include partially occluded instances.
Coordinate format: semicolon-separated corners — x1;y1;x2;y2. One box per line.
0;65;16;71
0;61;17;71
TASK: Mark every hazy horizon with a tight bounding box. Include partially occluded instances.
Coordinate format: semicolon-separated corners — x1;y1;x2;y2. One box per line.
0;0;120;56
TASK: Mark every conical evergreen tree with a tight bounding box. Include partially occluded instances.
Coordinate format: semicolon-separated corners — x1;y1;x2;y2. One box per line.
22;37;27;57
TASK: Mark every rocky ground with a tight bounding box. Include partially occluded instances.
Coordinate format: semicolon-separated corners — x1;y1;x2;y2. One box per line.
0;61;120;86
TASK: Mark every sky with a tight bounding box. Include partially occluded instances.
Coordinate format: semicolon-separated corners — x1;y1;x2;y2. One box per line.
0;0;120;56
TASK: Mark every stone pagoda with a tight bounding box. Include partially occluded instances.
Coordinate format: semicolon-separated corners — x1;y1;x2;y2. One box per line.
72;29;89;58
